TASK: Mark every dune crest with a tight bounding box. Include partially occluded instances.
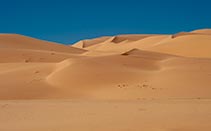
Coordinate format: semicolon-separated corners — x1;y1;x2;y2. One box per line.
121;48;174;59
191;29;211;35
72;36;111;48
110;34;153;43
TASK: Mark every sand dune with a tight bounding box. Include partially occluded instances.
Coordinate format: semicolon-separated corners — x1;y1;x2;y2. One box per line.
0;34;86;54
45;49;211;100
171;32;197;38
110;34;154;43
72;34;154;49
1;30;211;99
0;34;86;63
171;29;211;38
149;34;211;58
72;36;111;48
0;48;81;63
0;63;54;99
1;48;209;100
76;30;211;58
1;29;211;130
191;29;211;34
82;35;171;56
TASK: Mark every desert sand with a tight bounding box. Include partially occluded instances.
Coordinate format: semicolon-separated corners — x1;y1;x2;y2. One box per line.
1;29;211;131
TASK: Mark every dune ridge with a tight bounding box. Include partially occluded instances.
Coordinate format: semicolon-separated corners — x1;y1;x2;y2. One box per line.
74;29;211;58
0;34;86;54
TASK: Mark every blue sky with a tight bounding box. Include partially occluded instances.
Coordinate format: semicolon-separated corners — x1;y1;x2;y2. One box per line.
0;0;211;44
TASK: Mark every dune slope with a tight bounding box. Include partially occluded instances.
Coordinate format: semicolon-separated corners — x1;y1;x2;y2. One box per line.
46;49;211;100
0;34;86;63
0;34;86;54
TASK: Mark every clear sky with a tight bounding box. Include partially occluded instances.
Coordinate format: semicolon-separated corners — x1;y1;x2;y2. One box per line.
0;0;211;44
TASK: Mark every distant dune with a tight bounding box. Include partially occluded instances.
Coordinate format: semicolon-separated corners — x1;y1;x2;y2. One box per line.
1;29;211;131
191;29;211;34
0;34;86;54
0;34;86;63
74;29;211;58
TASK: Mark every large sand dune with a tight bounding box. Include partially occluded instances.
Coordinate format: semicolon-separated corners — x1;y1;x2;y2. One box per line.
0;34;86;54
0;34;86;63
76;30;211;58
1;29;211;130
